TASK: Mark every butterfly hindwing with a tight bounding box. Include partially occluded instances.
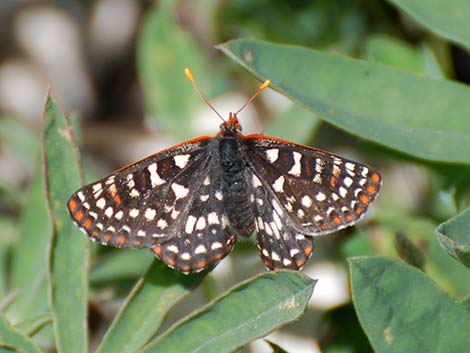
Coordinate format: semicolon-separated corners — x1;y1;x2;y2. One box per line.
151;155;236;273
246;169;315;270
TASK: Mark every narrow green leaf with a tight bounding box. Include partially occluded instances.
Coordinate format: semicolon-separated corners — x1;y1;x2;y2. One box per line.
7;168;51;322
388;0;470;49
42;93;89;353
0;315;44;353
96;261;206;353
90;249;153;284
265;340;289;353
141;271;315;353
350;256;470;353
393;231;425;269
217;39;470;164
436;208;470;268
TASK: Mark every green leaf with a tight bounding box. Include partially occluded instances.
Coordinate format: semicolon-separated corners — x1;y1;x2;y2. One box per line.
436;208;470;268
95;261;205;353
0;315;44;353
90;249;153;284
365;34;445;79
7;167;51;322
217;39;470;164
349;256;470;353
365;34;426;75
388;0;470;49
137;0;224;139
141;271;315;353
42;93;89;353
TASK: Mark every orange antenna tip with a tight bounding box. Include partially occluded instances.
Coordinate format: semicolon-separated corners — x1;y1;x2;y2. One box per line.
260;79;270;90
184;68;194;82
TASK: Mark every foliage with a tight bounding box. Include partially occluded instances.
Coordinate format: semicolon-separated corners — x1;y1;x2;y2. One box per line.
0;1;469;352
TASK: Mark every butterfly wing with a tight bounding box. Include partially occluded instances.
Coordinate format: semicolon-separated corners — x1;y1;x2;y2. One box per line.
150;160;236;273
244;135;381;269
67;136;214;248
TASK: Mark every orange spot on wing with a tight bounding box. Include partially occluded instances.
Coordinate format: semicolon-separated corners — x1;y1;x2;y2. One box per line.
333;216;342;225
196;260;207;269
295;259;305;268
68;198;78;211
329;176;337;187
213;253;224;260
152;246;162;256
74;210;84;221
116;235;126;245
113;194;122;205
355;207;363;215
320;223;329;231
371;172;380;183
346;214;354;222
166;257;176;266
91;230;99;238
103;234;112;242
181;264;191;272
83;218;93;229
367;185;377;194
360;194;370;204
303;245;313;256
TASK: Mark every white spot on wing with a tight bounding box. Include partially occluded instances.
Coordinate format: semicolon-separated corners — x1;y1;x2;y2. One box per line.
195;244;207;254
208;212;219;225
272;175;285;193
174;154;190;169
171;183;189;200
211;242;222;250
196;217;206;230
157;219;168;229
105;207;113;218
185;215;197;234
129;208;139;218
115;210;123;220
145;208;156;220
344;176;353;187
288;152;302;176
147;163;165;187
252;174;262;188
315;192;326;202
266;148;279;163
96;198;106;209
301;195;312;208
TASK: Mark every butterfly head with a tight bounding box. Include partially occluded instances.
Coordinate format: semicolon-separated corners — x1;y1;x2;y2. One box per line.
220;112;242;134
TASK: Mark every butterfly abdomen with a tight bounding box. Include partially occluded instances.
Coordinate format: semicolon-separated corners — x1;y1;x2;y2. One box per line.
218;135;255;237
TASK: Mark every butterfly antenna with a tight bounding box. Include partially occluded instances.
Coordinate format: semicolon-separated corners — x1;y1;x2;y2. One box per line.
235;79;270;115
185;68;225;122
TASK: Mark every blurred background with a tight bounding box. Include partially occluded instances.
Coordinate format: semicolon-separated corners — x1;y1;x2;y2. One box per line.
1;1;469;352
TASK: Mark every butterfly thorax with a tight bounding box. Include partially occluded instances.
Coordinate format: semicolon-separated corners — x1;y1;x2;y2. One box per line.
218;130;255;237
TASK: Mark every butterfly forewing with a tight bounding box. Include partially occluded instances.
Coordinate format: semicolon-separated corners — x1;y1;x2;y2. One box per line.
67;136;213;249
243;135;381;269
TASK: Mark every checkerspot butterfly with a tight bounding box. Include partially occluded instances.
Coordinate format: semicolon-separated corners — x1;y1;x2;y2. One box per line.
68;69;381;273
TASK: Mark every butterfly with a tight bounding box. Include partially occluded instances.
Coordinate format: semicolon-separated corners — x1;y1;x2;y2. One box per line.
68;69;381;273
